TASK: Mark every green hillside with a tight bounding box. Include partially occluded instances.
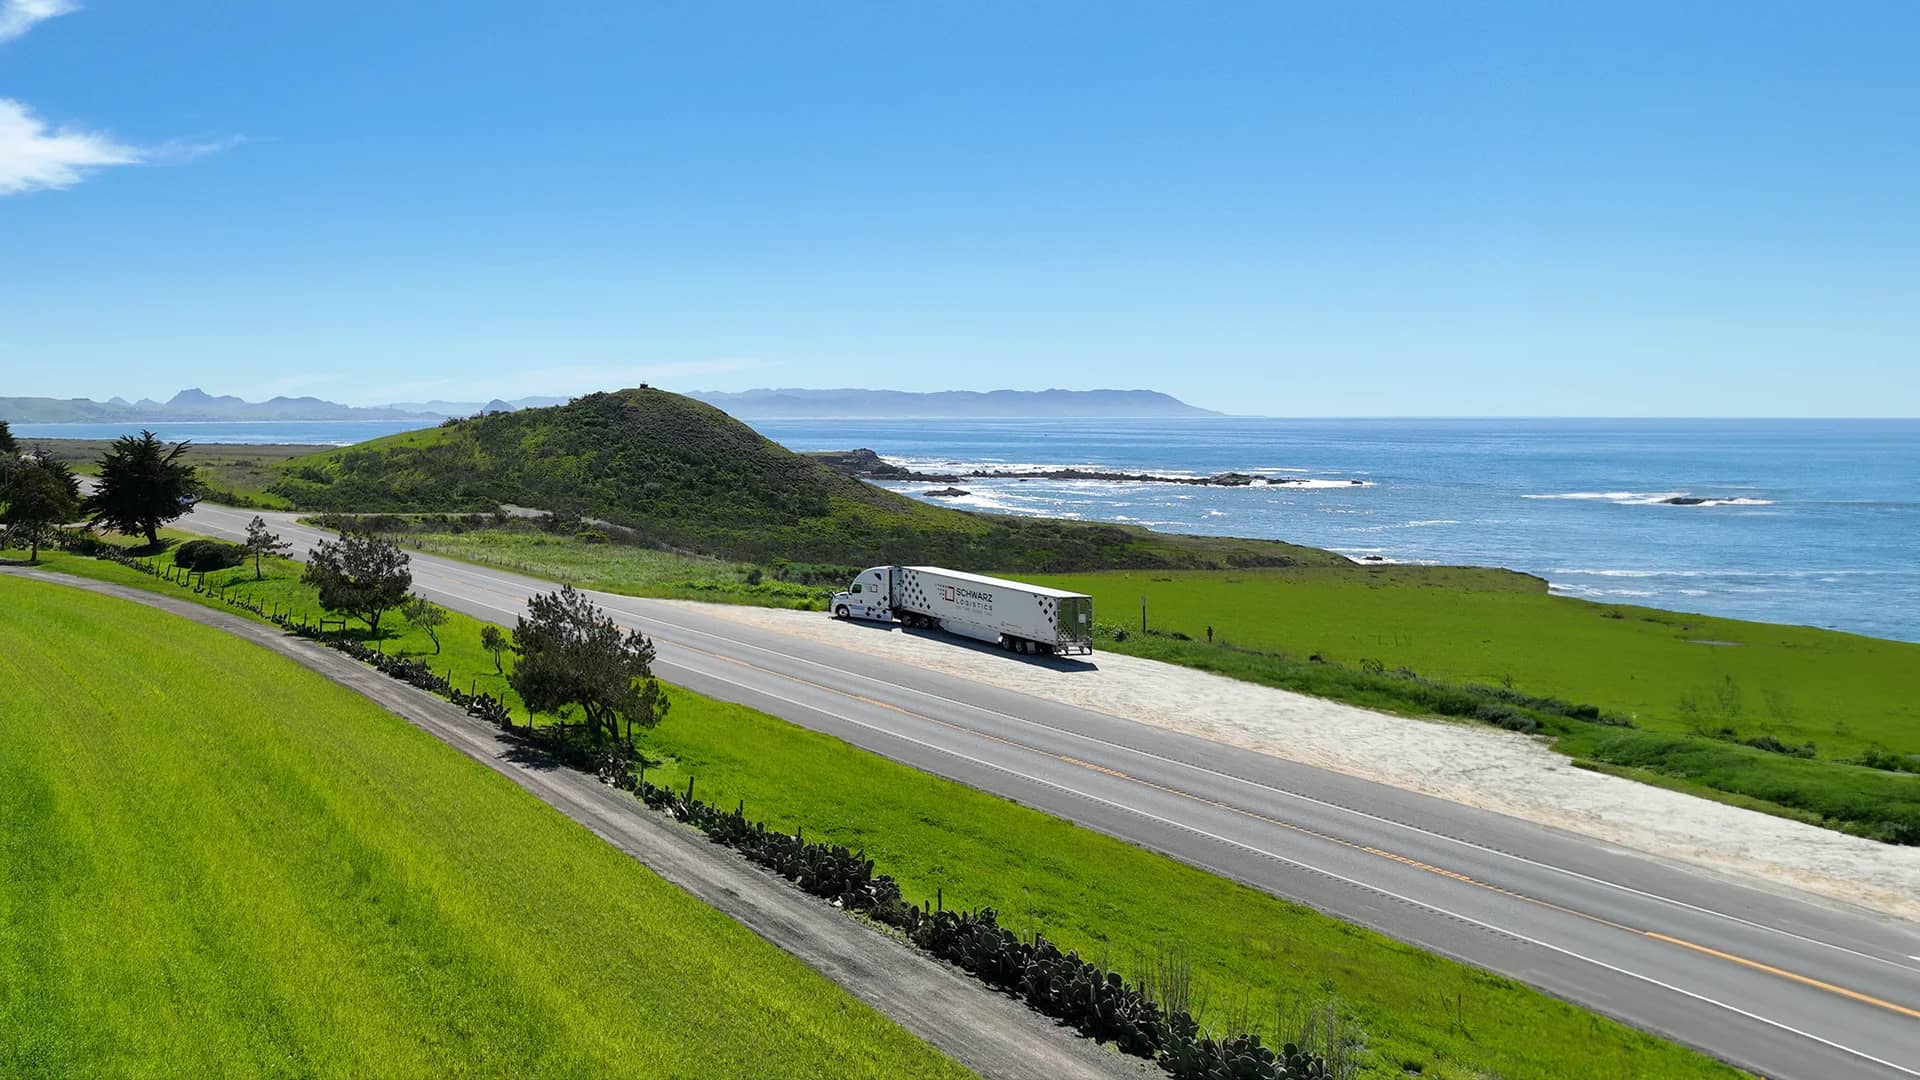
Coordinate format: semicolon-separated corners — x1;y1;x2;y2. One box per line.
0;572;967;1079
262;388;1347;572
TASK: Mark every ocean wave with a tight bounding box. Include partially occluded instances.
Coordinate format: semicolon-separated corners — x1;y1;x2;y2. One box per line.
1550;583;1657;599
1523;490;1683;503
1551;567;1898;579
1522;490;1774;507
1352;519;1461;533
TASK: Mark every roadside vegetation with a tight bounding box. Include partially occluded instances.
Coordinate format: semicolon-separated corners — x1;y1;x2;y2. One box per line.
0;572;969;1079
7;532;1746;1080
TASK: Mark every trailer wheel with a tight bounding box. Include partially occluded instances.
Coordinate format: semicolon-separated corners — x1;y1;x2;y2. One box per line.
834;605;850;619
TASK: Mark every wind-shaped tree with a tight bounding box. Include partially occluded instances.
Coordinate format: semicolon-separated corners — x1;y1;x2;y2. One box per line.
303;531;413;638
509;585;669;745
87;431;201;547
242;514;294;579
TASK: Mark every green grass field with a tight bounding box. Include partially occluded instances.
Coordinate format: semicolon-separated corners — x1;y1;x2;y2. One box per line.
4;542;1745;1079
0;572;969;1079
1025;567;1920;842
403;525;832;609
1029;566;1920;760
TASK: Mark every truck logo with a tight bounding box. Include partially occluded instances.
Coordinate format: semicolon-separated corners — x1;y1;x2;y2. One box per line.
941;585;955;602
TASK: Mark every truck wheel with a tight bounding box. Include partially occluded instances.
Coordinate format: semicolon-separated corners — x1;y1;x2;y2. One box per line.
834;605;850;619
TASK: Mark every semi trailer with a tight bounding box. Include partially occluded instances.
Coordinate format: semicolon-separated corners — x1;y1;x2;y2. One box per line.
830;565;1095;656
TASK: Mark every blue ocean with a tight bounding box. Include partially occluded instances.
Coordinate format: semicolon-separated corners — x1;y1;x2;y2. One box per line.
19;417;1919;642
750;418;1920;644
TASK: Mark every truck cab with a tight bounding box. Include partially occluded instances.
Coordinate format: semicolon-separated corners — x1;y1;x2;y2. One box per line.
831;566;895;621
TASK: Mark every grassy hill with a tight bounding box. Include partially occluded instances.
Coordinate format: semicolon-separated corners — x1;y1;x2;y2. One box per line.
0;572;968;1079
261;388;1347;572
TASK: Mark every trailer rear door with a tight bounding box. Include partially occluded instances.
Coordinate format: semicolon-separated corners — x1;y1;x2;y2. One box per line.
1058;595;1094;643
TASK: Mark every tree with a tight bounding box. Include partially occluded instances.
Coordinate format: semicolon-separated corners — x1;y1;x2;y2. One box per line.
87;430;201;547
303;531;412;638
479;624;508;674
1;454;81;563
404;595;448;654
509;585;669;744
0;421;21;488
242;515;294;580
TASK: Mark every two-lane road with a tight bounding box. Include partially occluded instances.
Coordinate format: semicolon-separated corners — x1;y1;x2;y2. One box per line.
177;503;1920;1078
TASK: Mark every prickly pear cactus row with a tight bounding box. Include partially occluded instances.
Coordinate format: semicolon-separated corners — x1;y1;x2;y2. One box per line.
624;772;1336;1079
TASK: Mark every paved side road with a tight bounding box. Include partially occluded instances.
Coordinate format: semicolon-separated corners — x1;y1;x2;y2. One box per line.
12;568;1146;1080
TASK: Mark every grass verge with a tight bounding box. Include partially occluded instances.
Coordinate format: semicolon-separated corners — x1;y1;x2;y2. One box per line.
11;538;1747;1079
0;572;969;1079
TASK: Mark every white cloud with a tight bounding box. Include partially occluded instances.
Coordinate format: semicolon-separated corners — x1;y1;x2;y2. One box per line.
0;98;142;195
0;0;76;43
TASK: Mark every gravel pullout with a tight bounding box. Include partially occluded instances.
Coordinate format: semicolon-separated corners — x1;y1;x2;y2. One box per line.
670;600;1920;923
12;570;1147;1080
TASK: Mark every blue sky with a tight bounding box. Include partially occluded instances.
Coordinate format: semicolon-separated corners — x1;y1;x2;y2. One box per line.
2;2;1915;416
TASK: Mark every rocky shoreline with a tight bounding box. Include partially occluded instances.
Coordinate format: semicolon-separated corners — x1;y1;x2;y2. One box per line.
810;448;1364;489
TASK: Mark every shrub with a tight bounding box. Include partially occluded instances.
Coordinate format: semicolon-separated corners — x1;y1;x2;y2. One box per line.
173;538;247;572
1852;748;1920;775
1470;703;1540;734
1741;735;1816;759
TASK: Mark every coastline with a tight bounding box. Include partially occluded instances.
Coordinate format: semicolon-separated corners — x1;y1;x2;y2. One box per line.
15;415;1920;644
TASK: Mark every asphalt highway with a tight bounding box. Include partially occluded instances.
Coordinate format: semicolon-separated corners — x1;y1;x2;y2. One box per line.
178;503;1920;1078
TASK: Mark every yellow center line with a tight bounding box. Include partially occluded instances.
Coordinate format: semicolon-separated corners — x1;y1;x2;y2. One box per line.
1646;933;1920;1021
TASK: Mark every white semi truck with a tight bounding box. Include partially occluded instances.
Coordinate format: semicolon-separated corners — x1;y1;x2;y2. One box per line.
831;565;1095;656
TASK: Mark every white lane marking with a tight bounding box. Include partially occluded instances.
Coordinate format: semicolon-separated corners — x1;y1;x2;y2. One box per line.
660;664;1920;1078
184;507;1920;977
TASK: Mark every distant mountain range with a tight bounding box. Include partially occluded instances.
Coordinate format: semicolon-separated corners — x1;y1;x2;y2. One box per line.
684;388;1223;418
381;396;571;416
1;387;1218;424
0;390;566;424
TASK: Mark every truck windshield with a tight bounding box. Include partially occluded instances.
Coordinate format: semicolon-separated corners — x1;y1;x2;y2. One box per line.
851;584;862;593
